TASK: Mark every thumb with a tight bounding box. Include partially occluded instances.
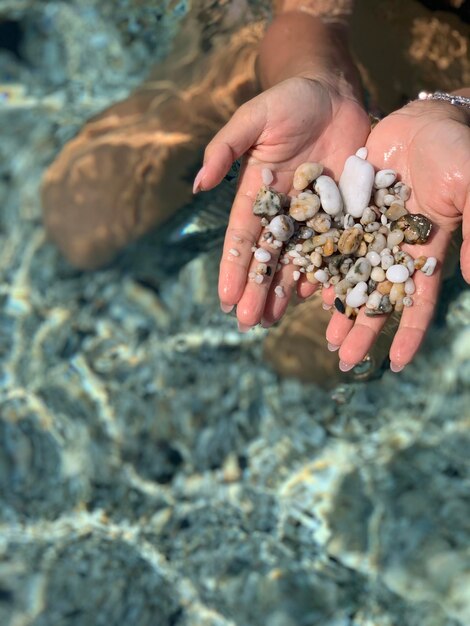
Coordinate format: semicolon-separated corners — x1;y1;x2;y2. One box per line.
193;99;266;193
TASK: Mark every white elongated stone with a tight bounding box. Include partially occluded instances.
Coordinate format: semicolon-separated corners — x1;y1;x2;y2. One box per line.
421;256;437;276
346;281;368;308
268;215;295;241
404;278;416;295
374;169;397;189
386;264;410;283
356;147;368;159
338;155;375;218
314;175;343;216
254;248;272;263
262;168;274;185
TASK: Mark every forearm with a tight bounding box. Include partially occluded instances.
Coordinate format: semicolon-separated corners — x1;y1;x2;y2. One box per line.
258;5;362;101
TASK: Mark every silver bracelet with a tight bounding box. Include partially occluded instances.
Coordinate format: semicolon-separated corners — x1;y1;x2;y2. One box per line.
418;90;470;110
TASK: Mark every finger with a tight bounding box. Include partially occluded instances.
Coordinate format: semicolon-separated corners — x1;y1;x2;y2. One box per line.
337;307;389;368
236;237;283;327
325;311;354;350
461;198;470;283
193;101;266;192
388;262;441;368
261;264;298;327
219;165;294;308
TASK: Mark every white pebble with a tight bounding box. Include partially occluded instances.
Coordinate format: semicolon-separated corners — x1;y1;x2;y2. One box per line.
381;254;395;270
254;274;264;284
248;271;256;280
343;214;355;229
314;175;343;216
295;243;303;251
229;248;240;257
374;188;387;207
380;247;391;256
355;147;368;159
314;269;329;283
387;229;405;249
346;258;372;284
269;215;295;241
366;251;381;267
254;248;272;262
274;285;285;298
380;214;388;226
293;270;301;281
366;290;383;310
386;264;410;283
384;193;395;206
310;251;323;267
368;233;387;253
261;168;274;186
339;155;375;218
371;266;386;282
272;240;283;249
403;296;413;307
346;281;369;308
421;256;437;276
404;278;415;295
374;169;397;189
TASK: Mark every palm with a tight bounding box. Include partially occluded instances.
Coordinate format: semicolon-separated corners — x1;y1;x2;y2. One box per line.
200;76;370;326
326;102;470;369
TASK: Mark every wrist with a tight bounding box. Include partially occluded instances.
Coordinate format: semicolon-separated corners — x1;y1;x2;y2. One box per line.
257;11;363;102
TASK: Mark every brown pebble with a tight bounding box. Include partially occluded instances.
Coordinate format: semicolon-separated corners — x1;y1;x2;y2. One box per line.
385;202;408;221
306;272;319;284
377;280;393;295
322;238;335;256
337;227;363;254
414;255;427;270
389;282;405;304
354;240;368;257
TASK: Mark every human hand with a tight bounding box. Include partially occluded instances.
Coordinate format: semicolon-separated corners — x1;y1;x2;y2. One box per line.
325;97;470;372
193;75;370;328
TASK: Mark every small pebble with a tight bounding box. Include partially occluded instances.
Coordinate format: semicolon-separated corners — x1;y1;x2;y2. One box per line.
346;281;369;308
355;146;368;159
229;248;240;257
366;251;381;267
254;248;272;263
421;256;437;276
381;254;394;270
293;162;323;190
314;269;329;283
254;274;264;284
386;264;410;283
404;278;415;295
274;285;286;298
262;167;274;185
403;296;413;307
293;270;301;281
375;169;397;189
371;266;386;282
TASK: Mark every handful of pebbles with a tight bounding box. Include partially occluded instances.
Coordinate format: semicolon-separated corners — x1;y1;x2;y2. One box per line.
249;148;436;318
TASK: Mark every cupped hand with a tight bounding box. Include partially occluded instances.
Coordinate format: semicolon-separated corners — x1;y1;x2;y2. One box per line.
193;76;370;328
325;99;470;371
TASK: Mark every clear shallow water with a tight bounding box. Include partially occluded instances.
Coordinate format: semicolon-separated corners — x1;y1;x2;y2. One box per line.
0;1;469;625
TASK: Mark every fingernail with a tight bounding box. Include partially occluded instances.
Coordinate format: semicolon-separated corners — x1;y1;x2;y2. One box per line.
220;303;234;313
390;362;405;373
193;166;206;194
339;360;355;372
327;342;339;352
261;320;273;328
238;322;252;333
322;303;332;310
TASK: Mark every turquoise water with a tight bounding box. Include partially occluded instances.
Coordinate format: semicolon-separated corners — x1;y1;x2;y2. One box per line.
0;2;469;625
